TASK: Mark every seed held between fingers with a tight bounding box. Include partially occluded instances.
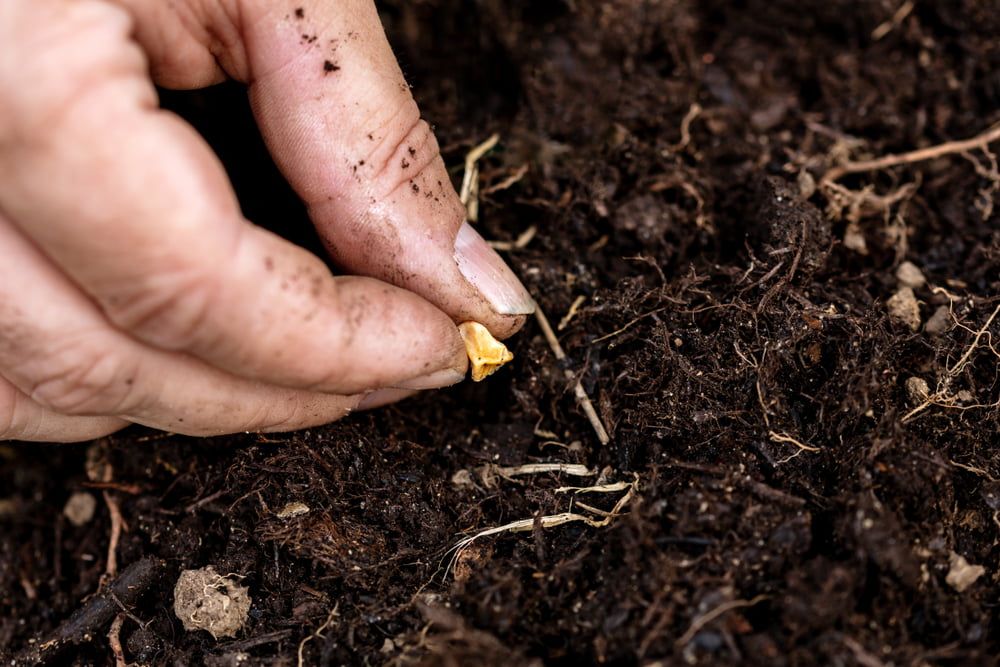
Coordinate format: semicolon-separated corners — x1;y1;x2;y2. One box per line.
458;322;513;382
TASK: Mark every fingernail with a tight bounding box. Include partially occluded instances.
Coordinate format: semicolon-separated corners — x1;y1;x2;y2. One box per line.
393;367;466;390
356;388;419;411
454;222;535;315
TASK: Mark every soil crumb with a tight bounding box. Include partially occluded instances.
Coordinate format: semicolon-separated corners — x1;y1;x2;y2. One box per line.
173;567;251;640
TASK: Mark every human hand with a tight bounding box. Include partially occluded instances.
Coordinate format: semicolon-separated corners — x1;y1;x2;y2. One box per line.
0;0;533;442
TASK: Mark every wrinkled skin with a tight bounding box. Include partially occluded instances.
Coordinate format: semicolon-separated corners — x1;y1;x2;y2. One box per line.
0;0;534;442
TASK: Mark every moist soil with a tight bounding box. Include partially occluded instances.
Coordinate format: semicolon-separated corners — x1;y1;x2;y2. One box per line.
4;1;1000;664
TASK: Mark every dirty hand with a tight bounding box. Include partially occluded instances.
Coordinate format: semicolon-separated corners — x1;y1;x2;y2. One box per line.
0;0;533;442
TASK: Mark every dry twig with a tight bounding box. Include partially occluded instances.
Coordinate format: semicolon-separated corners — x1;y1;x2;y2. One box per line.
483;162;530;195
675;595;768;648
823;123;1000;183
557;295;587;331
871;0;914;40
459;133;499;222
535;306;611;445
494;463;594;479
488;225;537;251
555;481;631;494
22;558;163;665
108;614;127;667
102;491;124;581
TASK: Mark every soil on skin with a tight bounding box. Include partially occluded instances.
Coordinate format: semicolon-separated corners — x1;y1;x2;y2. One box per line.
4;1;1000;664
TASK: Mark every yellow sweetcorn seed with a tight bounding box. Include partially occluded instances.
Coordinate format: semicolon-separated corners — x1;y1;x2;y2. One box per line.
458;322;514;382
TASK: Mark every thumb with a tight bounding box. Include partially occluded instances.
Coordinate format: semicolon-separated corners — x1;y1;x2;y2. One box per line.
242;0;534;338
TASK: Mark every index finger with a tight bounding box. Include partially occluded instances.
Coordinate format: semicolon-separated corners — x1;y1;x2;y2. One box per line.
244;0;535;338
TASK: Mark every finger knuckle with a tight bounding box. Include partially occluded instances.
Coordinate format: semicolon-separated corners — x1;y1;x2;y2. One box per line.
27;336;137;416
101;267;219;351
0;380;21;440
257;399;348;434
247;398;305;434
1;0;137;146
366;109;444;200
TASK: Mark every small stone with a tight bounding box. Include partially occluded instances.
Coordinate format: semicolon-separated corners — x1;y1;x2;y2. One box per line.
895;261;926;289
796;170;816;199
63;492;97;527
843;222;868;254
887;287;921;331
174;566;251;639
905;377;930;404
275;502;310;519
925;306;952;336
946;551;985;593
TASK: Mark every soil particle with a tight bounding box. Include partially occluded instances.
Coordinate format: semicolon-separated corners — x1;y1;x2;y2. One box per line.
946;551;986;593
173;567;251;640
905;376;930;403
926;304;953;335
887;286;922;330
61;491;96;527
323;60;340;74
895;260;927;289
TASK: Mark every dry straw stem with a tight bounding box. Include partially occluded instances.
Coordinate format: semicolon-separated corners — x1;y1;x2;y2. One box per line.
483;163;530;195
88;443;125;583
556;481;632;494
445;474;639;579
488;224;537;251
459;133;499;222
871;0;914;40
494;463;595;479
558;295;587;330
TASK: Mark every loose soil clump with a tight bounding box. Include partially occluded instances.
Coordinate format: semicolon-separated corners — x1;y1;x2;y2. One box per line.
3;1;1000;664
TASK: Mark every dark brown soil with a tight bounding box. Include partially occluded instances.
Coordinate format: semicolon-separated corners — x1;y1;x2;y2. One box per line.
4;1;1000;664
